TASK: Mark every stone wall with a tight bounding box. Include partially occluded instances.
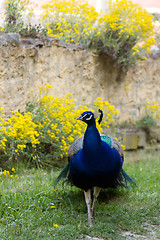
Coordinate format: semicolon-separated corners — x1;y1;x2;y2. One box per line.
0;33;160;123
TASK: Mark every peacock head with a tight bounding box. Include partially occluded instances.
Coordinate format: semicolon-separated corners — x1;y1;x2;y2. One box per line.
76;111;95;125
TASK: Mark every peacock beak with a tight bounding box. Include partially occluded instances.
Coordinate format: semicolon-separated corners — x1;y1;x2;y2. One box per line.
76;115;83;121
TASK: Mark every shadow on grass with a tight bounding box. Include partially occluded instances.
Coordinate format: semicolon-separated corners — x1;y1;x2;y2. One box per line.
58;186;130;214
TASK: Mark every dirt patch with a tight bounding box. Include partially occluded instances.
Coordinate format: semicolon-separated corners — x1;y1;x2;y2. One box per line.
121;222;160;240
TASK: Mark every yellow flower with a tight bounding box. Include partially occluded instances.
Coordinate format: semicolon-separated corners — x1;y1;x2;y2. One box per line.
47;28;53;35
125;85;130;90
121;144;126;151
114;137;119;142
11;168;16;173
51;205;55;209
0;82;120;164
54;224;60;228
46;22;51;25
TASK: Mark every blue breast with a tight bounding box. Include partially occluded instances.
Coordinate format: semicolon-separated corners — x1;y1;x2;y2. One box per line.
69;124;123;191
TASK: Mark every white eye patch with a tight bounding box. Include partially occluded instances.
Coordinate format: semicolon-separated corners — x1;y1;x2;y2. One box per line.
85;115;93;121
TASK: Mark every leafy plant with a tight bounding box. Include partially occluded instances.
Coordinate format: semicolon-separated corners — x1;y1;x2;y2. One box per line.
0;83;119;168
136;101;160;129
96;0;155;69
0;167;18;179
3;0;33;33
41;0;98;46
20;23;47;38
41;0;155;70
136;115;156;129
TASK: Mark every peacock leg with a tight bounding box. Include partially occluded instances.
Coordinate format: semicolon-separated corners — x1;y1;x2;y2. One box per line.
92;187;101;218
84;189;92;226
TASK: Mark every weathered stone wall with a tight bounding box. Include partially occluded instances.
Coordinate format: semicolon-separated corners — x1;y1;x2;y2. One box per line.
0;33;160;122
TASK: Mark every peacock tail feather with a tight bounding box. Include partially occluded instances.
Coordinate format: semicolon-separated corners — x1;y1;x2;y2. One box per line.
54;163;70;187
114;168;136;188
54;163;136;189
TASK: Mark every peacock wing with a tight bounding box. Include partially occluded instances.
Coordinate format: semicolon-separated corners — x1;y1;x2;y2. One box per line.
67;134;124;161
110;136;124;160
67;136;84;160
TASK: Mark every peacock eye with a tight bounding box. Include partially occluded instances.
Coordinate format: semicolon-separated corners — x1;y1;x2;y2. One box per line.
85;114;92;121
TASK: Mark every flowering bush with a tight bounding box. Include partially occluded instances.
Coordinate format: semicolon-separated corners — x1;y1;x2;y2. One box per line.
41;0;155;70
41;0;98;46
97;0;155;69
3;0;33;33
0;167;18;179
136;101;160;128
146;101;160;120
93;97;119;129
1;0;155;69
0;84;119;167
2;0;44;37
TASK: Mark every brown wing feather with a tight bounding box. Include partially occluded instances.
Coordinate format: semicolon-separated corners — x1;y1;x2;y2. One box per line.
67;135;124;161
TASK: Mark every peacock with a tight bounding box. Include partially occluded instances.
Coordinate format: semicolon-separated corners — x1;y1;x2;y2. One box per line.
55;110;135;226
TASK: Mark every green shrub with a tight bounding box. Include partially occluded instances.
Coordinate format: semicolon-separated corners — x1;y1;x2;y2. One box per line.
136;101;160;128
136;115;156;129
3;0;33;33
0;84;119;168
41;0;155;70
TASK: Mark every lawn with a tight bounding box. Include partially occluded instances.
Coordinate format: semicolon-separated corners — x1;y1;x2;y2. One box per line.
0;150;159;240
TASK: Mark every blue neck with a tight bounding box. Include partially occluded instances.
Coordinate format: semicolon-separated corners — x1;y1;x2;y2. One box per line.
83;122;102;154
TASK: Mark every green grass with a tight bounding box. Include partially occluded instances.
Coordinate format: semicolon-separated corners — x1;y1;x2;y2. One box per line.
0;151;159;240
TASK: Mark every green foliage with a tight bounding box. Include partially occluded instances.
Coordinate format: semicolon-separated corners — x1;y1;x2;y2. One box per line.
2;0;46;38
96;0;155;69
3;0;33;33
137;101;160;129
20;23;47;38
136;115;157;129
0;84;119;168
0;152;159;239
41;0;155;70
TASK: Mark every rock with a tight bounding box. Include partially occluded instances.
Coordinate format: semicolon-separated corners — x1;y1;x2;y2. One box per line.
137;131;146;148
44;38;54;47
35;39;44;47
154;127;160;142
121;231;150;240
20;38;35;45
122;131;139;150
149;46;160;60
148;127;160;143
0;33;20;46
84;235;105;240
145;144;160;151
